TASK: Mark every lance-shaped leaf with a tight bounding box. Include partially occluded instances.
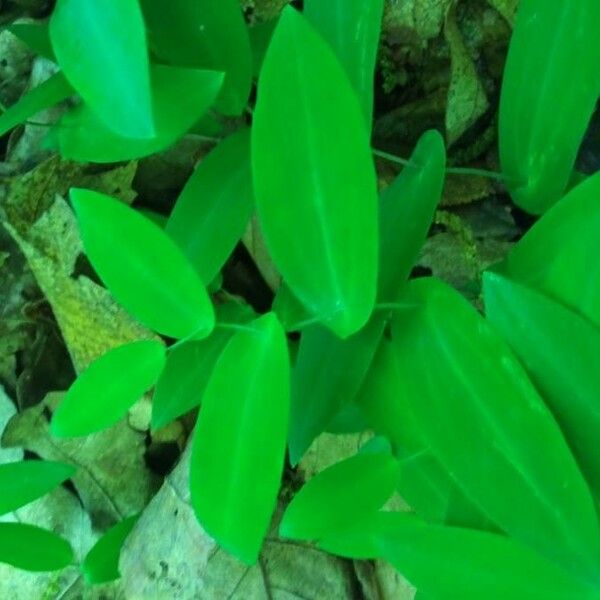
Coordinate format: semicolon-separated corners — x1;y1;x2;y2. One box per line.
151;333;230;430
499;171;600;329
190;312;289;564
391;277;600;580
0;523;73;572
50;0;154;139
82;514;140;584
0;460;75;516
357;338;490;529
0;72;72;138
53;65;223;163
166;129;254;284
71;188;214;339
51;340;166;437
304;0;384;126
140;0;251;115
377;129;446;301
288;316;386;465
280;450;399;542
287;131;446;464
499;0;600;214
252;6;378;338
375;513;600;600
484;271;600;500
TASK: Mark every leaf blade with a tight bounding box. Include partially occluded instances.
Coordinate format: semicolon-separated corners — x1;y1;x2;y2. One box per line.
51;340;166;437
0;460;75;516
71;188;214;339
190;313;290;564
50;0;154;138
252;6;378;338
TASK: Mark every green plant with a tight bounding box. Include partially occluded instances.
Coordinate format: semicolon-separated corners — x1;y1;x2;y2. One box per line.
1;0;600;597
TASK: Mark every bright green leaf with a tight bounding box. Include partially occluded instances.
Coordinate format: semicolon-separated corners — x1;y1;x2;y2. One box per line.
288;315;386;465
0;72;72;138
71;188;215;339
151;332;230;430
52;65;223;163
287;131;446;464
166;129;254;284
499;0;600;214
280;451;399;542
190;312;289;564
0;460;75;516
376;513;600;600
82;514;139;584
248;18;278;78
252;6;378;338
50;0;154;138
357;338;489;529
0;522;73;572
304;0;384;126
391;277;600;579
140;0;252;115
484;271;600;501
499;171;600;329
51;340;166;437
377;129;446;301
9;22;55;60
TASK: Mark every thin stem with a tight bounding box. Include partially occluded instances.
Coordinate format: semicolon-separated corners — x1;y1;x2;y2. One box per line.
373;147;517;183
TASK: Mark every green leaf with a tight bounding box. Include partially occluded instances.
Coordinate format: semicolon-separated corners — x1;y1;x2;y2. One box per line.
377;129;446;301
151;332;230;430
484;271;600;501
287;131;446;464
0;460;75;516
166;129;254;284
0;523;73;572
52;65;223;163
50;0;154;139
71;188;214;339
252;6;378;338
280;450;399;542
9;23;55;60
391;277;600;579
51;340;166;437
288;315;386;465
272;283;311;331
82;514;139;584
499;171;600;329
0;72;72;138
375;513;600;600
140;0;252;115
499;0;600;214
304;0;384;126
190;312;289;564
357;338;489;529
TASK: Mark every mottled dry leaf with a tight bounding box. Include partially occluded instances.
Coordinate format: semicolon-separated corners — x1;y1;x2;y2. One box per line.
486;0;518;24
120;446;407;600
383;0;452;41
1;392;160;529
1;157;155;373
441;173;495;206
444;8;489;145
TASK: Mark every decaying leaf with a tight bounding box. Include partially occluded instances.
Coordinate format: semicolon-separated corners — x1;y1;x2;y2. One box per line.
1;392;160;530
383;0;452;42
444;7;489;145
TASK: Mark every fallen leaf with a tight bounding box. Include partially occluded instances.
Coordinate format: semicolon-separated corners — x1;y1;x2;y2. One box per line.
1;392;160;530
444;7;489;145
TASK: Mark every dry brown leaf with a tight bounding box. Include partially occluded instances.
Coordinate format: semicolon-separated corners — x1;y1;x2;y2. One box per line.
120;446;410;600
444;7;489;145
383;0;452;42
486;0;519;24
1;392;160;530
441;173;495;206
242;214;281;292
